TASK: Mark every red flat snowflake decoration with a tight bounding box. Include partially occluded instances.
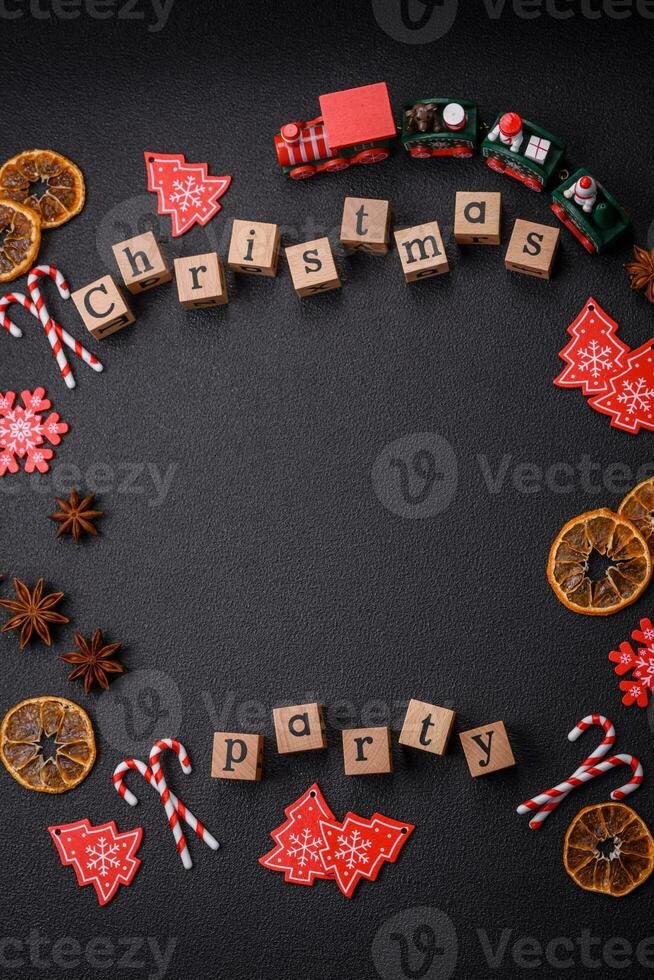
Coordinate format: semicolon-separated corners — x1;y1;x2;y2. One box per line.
49;819;142;905
609;617;654;708
0;388;68;476
144;151;231;237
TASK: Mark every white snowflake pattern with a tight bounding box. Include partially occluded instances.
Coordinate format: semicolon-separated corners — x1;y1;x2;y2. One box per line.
86;837;121;877
577;340;613;379
0;389;67;476
617;378;654;416
635;645;654;689
169;175;206;213
335;829;372;869
286;828;323;867
644;629;654;641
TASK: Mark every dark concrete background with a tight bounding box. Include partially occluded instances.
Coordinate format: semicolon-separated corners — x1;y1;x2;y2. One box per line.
2;1;654;977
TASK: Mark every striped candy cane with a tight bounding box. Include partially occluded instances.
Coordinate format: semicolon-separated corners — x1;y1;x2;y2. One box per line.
517;715;642;830
113;755;193;869
0;292;25;337
27;265;102;388
518;714;617;828
112;740;218;869
526;755;643;830
149;740;219;852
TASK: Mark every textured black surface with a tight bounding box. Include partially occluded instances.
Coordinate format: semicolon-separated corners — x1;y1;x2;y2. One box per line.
2;2;654;978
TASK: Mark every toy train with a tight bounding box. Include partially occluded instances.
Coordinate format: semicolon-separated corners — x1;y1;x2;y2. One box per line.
273;82;630;255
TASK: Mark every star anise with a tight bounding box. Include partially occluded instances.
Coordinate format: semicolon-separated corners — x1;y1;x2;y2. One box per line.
625;245;654;304
60;629;124;693
0;577;69;649
49;488;103;544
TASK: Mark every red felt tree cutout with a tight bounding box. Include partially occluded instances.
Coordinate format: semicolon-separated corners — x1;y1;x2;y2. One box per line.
49;819;142;906
144;152;231;237
589;340;654;434
259;783;335;886
554;297;629;395
609;617;654;709
318;811;415;898
0;388;68;476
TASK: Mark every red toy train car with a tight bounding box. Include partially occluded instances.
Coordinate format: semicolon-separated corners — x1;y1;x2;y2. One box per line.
274;82;397;180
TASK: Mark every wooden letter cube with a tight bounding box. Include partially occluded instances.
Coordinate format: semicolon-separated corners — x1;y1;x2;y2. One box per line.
505;219;560;279
340;197;391;253
454;192;502;245
399;699;456;756
394;221;449;281
459;721;515;777
71;275;135;340
174;253;228;309
285;238;341;296
112;231;172;294
273;703;327;754
342;727;393;776
211;732;263;781
228;219;281;277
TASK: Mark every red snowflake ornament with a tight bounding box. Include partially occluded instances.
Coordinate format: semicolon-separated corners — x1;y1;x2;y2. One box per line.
609;617;654;709
589;340;654;434
259;783;335;886
318;811;415;898
0;387;68;476
144;151;231;237
554;297;629;396
49;819;142;906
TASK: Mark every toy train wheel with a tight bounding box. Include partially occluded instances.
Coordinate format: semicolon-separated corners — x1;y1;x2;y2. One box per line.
322;157;350;172
522;176;543;193
485;156;505;174
409;146;432;159
352;148;390;165
452;147;474;158
289;165;316;180
550;202;597;254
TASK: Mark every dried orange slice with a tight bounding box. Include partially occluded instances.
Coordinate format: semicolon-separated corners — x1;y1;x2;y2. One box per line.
0;198;41;282
0;695;95;793
564;803;654;896
547;507;652;615
0;150;85;229
619;476;654;558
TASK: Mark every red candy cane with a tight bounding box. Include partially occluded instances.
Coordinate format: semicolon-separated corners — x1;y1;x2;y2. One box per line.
149;740;219;853
524;755;643;830
0;264;103;388
517;714;642;830
112;740;218;869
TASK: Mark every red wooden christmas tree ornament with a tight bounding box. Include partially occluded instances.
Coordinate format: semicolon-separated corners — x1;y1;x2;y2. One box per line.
554;297;629;396
589;339;654;434
144;152;231;237
48;819;142;905
259;783;335;886
318;811;415;898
